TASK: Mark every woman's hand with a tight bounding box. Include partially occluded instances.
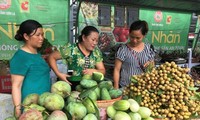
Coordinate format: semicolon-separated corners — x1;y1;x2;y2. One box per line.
143;60;154;68
82;69;95;75
57;72;72;85
143;60;155;72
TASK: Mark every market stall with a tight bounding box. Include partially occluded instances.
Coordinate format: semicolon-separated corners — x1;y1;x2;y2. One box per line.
3;66;200;119
1;0;200;120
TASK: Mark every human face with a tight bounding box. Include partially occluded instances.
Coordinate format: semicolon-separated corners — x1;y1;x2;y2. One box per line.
129;29;144;47
26;28;44;48
83;31;99;51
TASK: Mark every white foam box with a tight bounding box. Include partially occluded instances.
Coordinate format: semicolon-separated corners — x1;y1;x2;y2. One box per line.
0;93;14;119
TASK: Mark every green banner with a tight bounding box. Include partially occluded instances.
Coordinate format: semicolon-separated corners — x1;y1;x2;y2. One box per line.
140;8;191;51
78;2;192;52
0;0;69;60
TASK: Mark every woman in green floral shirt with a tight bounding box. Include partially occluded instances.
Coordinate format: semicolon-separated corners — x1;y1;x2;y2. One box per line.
48;26;105;89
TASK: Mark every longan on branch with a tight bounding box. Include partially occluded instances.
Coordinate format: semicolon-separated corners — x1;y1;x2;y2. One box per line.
124;61;200;120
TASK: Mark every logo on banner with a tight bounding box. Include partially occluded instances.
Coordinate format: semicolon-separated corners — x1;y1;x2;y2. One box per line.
154;11;163;23
19;0;29;13
166;15;172;24
0;0;11;10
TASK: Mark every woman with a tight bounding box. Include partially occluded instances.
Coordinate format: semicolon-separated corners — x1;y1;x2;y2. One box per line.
113;20;155;89
48;26;105;89
10;20;51;118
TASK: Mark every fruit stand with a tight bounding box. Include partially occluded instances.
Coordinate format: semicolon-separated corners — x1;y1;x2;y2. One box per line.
3;63;200;120
1;0;200;120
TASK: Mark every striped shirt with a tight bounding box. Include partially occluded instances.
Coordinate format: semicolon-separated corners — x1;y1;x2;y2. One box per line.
115;43;155;87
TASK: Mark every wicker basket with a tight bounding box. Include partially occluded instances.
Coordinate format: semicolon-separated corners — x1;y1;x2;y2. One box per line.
97;96;122;120
97;96;122;108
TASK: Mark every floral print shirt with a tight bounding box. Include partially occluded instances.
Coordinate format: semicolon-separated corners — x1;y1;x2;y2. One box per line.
59;43;103;81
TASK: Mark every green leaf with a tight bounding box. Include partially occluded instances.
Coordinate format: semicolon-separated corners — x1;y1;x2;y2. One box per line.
190;96;198;100
79;85;97;99
190;92;200;100
149;89;154;93
130;77;138;83
133;95;142;104
157;89;164;95
87;97;100;120
188;87;199;91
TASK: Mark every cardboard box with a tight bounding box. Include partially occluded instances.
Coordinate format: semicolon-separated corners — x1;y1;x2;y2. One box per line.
0;75;12;93
0;93;14;120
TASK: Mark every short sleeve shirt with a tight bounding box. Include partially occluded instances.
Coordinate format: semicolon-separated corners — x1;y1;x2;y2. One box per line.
10;49;51;101
59;43;103;81
116;43;155;87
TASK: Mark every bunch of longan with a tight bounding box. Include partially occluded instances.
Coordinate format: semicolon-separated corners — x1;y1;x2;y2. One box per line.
124;62;200;120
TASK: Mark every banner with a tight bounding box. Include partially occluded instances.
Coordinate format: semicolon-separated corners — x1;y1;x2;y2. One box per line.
0;0;69;60
78;2;192;53
78;2;122;53
139;8;191;51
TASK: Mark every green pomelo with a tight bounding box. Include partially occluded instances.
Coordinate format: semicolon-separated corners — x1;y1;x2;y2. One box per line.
94;87;100;100
75;84;84;92
114;111;131;120
47;110;68;120
22;93;39;106
38;92;51;106
44;93;65;111
109;88;122;99
67;91;81;104
88;90;97;101
83;113;98;120
66;102;87;120
98;81;113;90
92;72;104;82
113;100;130;111
101;88;111;100
129;112;141;120
24;104;45;112
106;105;116;119
51;81;71;98
80;79;97;89
19;109;43;120
137;107;151;118
128;98;140;112
82;97;98;114
82;74;93;80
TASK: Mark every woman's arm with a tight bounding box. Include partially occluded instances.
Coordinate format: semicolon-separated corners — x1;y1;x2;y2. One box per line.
95;61;106;75
113;58;122;89
48;51;71;84
11;74;24;118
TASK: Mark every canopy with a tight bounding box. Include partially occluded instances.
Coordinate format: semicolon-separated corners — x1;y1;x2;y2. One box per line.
80;0;200;14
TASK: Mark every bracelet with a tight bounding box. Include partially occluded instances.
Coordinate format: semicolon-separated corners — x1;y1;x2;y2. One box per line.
14;104;21;108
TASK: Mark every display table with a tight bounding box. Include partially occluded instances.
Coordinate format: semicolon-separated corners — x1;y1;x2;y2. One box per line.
0;93;14;120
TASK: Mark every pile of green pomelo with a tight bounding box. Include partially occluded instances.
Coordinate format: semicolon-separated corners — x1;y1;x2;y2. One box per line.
5;72;154;120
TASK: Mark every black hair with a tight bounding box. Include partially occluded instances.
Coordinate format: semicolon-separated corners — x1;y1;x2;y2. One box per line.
78;26;99;43
15;19;42;41
129;20;149;36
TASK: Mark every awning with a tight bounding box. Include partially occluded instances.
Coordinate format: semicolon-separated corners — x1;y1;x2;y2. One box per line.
80;0;200;14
